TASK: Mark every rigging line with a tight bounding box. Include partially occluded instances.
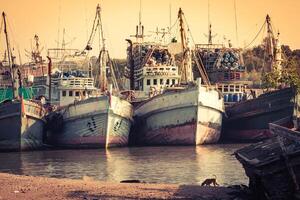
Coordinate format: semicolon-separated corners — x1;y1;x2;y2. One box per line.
0;18;3;54
234;0;239;47
244;20;266;49
6;18;20;61
84;6;99;52
0;17;3;38
83;0;88;42
182;14;196;46
261;24;267;71
57;0;61;49
182;14;210;85
98;6;105;50
169;18;179;33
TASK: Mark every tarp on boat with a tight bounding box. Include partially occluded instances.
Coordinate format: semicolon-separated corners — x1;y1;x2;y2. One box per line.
0;87;38;103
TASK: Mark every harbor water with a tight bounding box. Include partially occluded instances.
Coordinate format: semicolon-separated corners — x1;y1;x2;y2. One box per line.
0;144;248;186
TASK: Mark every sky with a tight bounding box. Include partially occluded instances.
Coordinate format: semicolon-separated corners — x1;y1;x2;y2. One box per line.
0;0;299;61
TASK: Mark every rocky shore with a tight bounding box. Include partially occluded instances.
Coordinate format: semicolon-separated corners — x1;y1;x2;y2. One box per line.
0;173;251;200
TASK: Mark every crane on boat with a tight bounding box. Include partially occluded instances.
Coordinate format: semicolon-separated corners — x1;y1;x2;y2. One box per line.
83;4;119;92
177;8;211;86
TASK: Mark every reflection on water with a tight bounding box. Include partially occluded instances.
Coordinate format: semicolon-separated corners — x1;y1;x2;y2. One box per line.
0;144;248;186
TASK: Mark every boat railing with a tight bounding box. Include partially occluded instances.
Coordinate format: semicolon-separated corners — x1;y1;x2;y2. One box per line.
52;77;95;88
142;65;178;76
195;43;224;50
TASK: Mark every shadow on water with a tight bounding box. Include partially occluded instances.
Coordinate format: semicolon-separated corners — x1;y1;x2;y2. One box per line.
0;144;248;185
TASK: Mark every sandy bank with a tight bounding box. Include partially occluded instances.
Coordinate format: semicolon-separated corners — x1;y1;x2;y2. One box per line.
0;173;249;199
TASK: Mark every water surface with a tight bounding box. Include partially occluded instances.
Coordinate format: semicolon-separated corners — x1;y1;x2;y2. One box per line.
0;144;248;186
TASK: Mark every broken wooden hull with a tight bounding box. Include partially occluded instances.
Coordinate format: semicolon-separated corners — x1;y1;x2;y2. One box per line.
46;96;133;148
134;86;224;145
0;100;45;151
223;87;295;142
235;123;300;200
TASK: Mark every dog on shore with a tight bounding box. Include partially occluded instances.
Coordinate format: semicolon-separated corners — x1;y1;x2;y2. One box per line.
201;175;219;186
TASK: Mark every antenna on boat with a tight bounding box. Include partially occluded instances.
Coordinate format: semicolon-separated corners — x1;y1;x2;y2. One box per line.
204;0;216;45
169;3;172;31
56;0;62;57
208;0;211;44
234;0;239;47
130;0;146;42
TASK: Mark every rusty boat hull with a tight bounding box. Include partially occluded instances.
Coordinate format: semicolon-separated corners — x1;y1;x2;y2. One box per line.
0;100;46;151
134;86;224;145
46;95;133;148
223;87;295;142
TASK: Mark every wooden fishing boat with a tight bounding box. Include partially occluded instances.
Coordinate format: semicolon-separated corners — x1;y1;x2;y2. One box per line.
235;94;300;199
45;5;133;148
0;12;46;151
224;87;295;141
0;99;46;151
223;15;295;142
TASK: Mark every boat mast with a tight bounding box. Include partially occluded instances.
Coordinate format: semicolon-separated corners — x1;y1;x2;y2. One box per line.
47;56;52;103
266;14;274;70
265;14;282;73
178;8;193;84
127;0;145;90
2;12;16;99
96;4;107;92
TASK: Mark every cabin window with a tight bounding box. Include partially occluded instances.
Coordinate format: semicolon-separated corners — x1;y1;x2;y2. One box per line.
236;72;240;80
235;85;240;92
172;79;175;85
166;79;170;85
153;79;157;85
224;85;229;92
62;90;66;97
229;85;234;92
69;91;73;96
147;79;151;85
160;79;163;85
75;91;80;97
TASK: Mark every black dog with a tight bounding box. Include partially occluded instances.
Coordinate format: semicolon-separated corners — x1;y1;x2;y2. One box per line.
201;175;219;186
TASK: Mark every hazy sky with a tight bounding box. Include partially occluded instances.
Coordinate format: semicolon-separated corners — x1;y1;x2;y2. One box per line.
0;0;299;61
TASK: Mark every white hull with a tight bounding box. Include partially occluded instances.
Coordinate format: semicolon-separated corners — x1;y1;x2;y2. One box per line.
134;86;224;145
46;95;133;148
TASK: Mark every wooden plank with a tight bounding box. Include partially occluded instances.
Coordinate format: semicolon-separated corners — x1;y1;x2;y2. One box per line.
270;123;300;141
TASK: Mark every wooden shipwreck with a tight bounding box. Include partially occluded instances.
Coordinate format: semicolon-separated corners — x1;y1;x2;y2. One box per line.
235;93;300;199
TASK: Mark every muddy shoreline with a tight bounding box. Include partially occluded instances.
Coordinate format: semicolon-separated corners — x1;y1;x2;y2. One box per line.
0;173;251;199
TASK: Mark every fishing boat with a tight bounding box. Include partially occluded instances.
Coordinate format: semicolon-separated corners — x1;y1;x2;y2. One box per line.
45;5;133;148
224;87;295;141
128;8;224;145
223;15;296;142
235;93;300;200
0;12;46;151
195;42;251;107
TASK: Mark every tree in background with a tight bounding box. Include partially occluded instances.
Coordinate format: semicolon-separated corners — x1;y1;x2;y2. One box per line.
262;57;300;91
